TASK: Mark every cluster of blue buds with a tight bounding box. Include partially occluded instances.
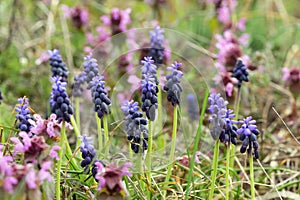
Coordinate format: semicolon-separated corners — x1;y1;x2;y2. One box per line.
232;59;249;88
80;135;97;168
48;49;69;83
50;77;74;122
187;94;199;121
72;55;100;97
163;61;183;106
237;116;260;159
140;57;159;121
82;55;99;84
72;73;85;97
149;26;165;64
208;93;238;146
15;97;33;133
122;101;148;153
88;75;111;119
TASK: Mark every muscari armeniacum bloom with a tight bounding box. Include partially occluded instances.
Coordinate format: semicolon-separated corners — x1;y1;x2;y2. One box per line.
16;97;33;134
48;49;69;83
122;101;148;153
141;74;158;121
80;135;96;169
232;59;249;88
50;76;74;122
88;75;111;119
208;93;238;145
237;116;260;159
163;61;183;106
187;94;199;121
94;161;132;199
149;26;165;64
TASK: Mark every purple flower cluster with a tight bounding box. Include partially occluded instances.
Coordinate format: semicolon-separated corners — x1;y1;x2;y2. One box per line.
16;97;33;133
48;49;69;83
94;161;132;198
149;26;165;64
50;76;74;122
88;76;111;119
101;8;131;35
232;59;249;88
282;67;300;96
122;100;148;153
80;135;96;168
208;93;238;145
0;131;59;194
187;94;199;121
237;116;260;159
163;61;183;106
61;5;88;29
140;57;159;121
72;55;99;97
30;114;63;138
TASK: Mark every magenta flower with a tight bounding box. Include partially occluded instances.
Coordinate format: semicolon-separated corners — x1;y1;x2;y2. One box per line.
100;8;131;35
95;162;132;198
26;169;37;189
282;67;300;97
61;5;88;29
50;145;61;161
30;114;61;138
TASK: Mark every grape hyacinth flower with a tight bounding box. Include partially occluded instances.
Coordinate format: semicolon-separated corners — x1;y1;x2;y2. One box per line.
16;97;33;133
50;76;74;122
82;55;99;84
163;61;183;106
187;94;199;121
237;116;260;159
149;26;165;64
122;101;148;153
72;73;85;97
141;74;158;121
48;49;69;83
141;57;158;77
208;93;238;144
88;75;111;119
232;59;249;88
94;161;132;199
61;5;88;29
80;135;96;169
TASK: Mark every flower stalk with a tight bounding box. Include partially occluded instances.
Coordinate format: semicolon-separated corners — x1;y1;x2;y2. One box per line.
56;121;66;200
208;139;220;200
164;105;178;196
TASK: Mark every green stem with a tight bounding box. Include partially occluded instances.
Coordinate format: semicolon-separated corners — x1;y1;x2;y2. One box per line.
70;115;81;147
157;72;164;149
226;145;231;200
185;87;209;199
75;98;81;132
96;113;102;153
56;121;65;200
230;87;241;168
249;155;255;200
164;105;178;197
208;140;220;200
146;120;153;200
103;115;109;155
